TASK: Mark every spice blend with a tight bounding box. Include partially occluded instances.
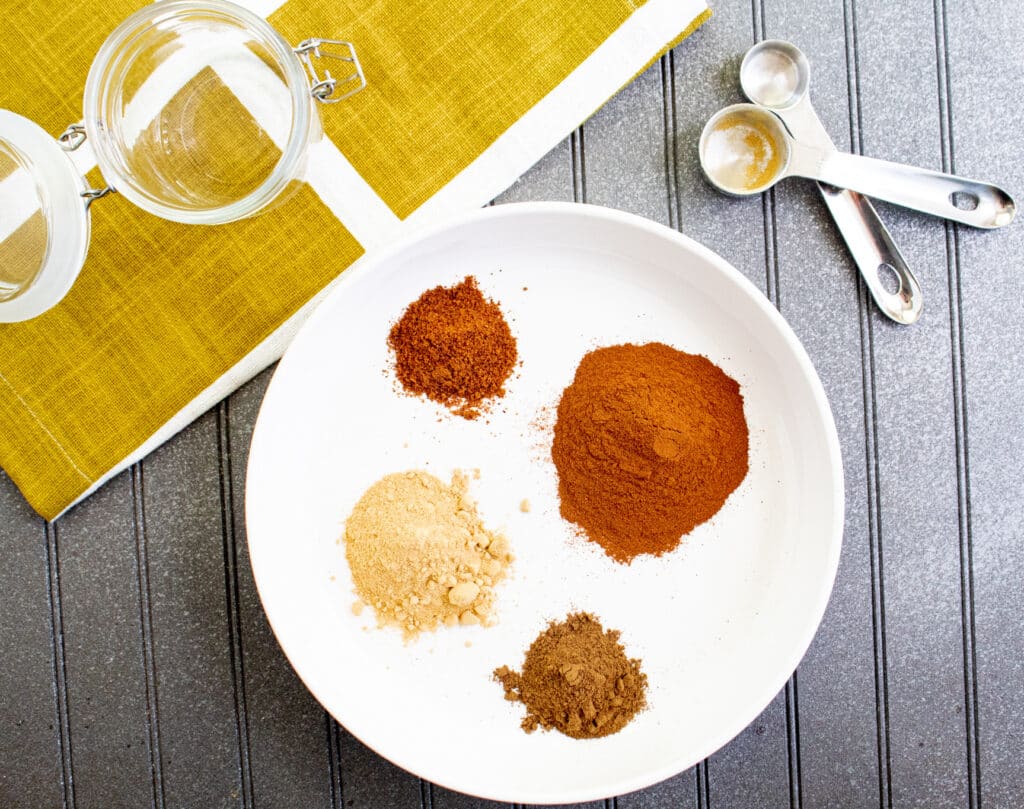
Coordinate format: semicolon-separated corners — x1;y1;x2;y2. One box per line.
494;612;647;738
344;470;513;638
552;342;748;563
388;276;517;419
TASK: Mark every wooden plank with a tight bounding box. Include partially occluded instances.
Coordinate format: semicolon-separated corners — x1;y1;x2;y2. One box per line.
618;769;698;809
581;60;673;224
44;474;160;808
851;0;975;805
943;2;1024;807
336;730;422;808
431;785;508;809
0;473;63;809
137;413;247;808
494;138;574;206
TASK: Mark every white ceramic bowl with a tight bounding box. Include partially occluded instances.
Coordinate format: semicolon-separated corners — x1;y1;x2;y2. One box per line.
245;202;843;804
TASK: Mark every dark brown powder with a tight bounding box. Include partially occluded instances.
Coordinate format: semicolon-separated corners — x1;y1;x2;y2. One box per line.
551;342;749;563
494;612;647;738
388;276;517;419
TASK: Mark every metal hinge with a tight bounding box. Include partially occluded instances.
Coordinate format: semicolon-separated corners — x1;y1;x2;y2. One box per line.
294;39;366;104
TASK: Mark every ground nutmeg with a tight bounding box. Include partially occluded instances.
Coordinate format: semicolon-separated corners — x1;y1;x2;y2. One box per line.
552;342;749;563
387;276;517;419
494;612;647;739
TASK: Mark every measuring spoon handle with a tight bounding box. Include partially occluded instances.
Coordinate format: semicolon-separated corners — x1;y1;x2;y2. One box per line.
817;183;922;324
812;152;1016;229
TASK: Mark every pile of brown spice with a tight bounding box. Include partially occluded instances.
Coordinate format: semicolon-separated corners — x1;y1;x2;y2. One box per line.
388;276;517;419
494;612;647;738
552;342;749;563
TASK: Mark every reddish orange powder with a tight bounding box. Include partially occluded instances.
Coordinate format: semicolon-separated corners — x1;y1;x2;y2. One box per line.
388;276;517;419
551;342;749;562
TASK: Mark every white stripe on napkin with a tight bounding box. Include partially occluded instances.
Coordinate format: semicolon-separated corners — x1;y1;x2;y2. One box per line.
302;140;403;250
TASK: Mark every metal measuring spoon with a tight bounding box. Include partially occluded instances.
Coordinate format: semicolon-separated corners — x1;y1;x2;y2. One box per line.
740;39;921;324
699;103;1016;230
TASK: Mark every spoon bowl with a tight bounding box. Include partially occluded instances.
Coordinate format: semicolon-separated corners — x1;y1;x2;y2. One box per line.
740;40;809;110
699;104;792;195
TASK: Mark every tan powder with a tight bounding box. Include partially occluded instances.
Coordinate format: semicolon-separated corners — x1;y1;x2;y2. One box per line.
343;470;513;638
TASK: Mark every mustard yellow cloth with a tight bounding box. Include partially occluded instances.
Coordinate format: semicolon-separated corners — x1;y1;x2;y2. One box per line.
0;0;709;520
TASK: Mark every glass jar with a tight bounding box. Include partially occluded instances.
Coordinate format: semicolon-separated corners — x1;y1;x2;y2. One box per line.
0;0;363;322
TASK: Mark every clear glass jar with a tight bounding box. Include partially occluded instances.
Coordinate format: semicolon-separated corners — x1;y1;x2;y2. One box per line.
0;0;362;321
85;0;320;224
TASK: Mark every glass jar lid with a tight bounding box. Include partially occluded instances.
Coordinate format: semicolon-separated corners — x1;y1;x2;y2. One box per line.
0;110;90;323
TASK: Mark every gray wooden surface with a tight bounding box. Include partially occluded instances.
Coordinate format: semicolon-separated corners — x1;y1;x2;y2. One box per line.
3;0;1023;806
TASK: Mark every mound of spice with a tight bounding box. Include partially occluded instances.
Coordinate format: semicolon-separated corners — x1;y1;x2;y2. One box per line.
552;342;748;563
494;612;647;738
343;470;513;638
388;276;517;419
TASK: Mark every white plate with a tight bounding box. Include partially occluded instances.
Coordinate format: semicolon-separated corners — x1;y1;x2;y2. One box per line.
245;202;843;804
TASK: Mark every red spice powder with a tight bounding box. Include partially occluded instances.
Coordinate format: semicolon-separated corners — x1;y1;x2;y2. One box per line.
388;276;517;419
551;342;749;563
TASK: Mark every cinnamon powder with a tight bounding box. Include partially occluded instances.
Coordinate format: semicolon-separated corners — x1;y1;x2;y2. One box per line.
388;276;517;419
552;342;749;563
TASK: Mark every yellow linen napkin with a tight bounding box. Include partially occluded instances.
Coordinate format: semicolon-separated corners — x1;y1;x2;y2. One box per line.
0;0;710;520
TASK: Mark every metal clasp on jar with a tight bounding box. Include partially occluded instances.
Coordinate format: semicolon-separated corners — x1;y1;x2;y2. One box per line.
57;124;117;207
294;39;366;104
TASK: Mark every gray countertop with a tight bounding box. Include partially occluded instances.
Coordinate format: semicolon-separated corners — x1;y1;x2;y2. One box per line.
3;0;1022;806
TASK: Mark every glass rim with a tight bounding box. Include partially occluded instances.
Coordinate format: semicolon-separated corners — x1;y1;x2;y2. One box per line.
0;110;90;322
82;0;312;225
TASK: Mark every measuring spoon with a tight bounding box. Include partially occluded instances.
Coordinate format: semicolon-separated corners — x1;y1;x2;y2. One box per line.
699;103;1016;229
740;39;921;324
